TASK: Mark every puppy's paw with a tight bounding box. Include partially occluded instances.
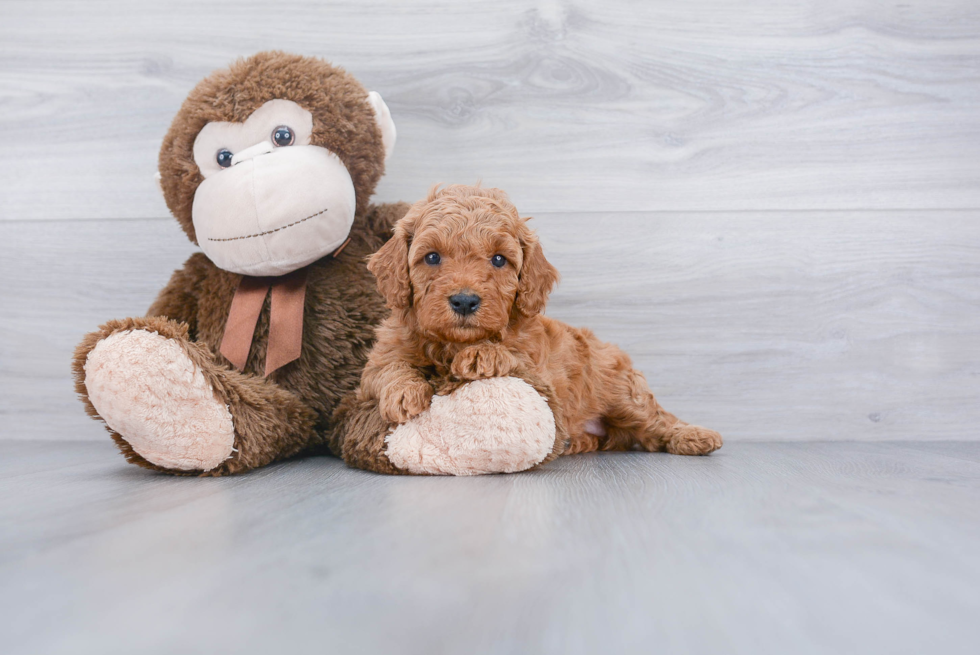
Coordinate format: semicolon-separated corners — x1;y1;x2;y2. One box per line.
380;380;434;424
666;424;723;456
451;343;519;380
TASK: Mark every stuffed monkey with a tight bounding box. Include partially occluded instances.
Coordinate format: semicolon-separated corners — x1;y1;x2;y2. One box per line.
72;52;412;475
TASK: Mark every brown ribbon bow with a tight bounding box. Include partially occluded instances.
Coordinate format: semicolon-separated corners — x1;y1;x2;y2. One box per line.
219;238;350;377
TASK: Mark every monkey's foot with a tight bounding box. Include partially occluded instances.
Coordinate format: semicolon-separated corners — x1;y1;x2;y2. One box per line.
83;329;235;471
665;424;723;456
384;377;556;475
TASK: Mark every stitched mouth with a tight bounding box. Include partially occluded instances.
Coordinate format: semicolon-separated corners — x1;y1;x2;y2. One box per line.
207;207;328;242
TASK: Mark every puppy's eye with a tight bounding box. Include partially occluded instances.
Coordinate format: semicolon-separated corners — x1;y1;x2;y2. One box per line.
424;252;441;266
216;149;234;168
491;254;507;268
272;125;295;147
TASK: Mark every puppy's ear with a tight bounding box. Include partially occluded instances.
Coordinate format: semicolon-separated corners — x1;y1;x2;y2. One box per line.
368;215;415;310
515;223;559;317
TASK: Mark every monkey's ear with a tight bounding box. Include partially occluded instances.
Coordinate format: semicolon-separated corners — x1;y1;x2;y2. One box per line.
515;223;560;317
367;91;396;162
368;218;414;310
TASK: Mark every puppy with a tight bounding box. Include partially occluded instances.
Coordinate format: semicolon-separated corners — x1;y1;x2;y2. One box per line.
358;184;722;460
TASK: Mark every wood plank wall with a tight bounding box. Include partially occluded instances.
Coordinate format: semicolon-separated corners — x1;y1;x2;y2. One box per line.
1;0;978;441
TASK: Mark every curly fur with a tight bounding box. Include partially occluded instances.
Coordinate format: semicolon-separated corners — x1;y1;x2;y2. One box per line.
354;184;723;465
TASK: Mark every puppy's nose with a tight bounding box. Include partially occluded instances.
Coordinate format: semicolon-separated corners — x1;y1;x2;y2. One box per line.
449;293;481;316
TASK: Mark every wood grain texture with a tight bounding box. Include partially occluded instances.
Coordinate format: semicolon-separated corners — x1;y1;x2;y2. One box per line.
2;211;977;442
1;0;979;219
2;440;979;654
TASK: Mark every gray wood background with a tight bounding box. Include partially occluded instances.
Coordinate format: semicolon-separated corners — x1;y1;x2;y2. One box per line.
1;0;978;442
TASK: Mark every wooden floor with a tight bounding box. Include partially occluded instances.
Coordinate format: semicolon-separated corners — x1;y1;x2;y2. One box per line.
2;440;979;655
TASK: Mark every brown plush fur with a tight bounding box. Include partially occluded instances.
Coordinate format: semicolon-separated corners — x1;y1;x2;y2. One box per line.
339;185;721;474
72;52;408;475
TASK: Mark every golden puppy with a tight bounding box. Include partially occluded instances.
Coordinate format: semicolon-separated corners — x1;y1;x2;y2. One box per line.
354;184;721;469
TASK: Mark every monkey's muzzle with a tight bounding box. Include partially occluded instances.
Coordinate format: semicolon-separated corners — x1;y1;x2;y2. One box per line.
192;145;356;276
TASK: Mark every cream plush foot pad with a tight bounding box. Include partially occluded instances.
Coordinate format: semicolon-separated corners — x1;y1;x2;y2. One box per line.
84;330;235;471
385;377;556;476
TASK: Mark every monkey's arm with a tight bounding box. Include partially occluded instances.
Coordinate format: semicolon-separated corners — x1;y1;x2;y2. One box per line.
146;252;213;339
340;370;568;476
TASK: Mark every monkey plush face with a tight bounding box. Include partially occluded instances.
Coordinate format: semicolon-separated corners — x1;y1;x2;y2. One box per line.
158;52;396;276
191;98;361;275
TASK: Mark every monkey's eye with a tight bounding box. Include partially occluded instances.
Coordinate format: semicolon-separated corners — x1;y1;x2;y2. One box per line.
272;125;295;147
216;149;234;168
491;254;507;268
424;252;441;266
